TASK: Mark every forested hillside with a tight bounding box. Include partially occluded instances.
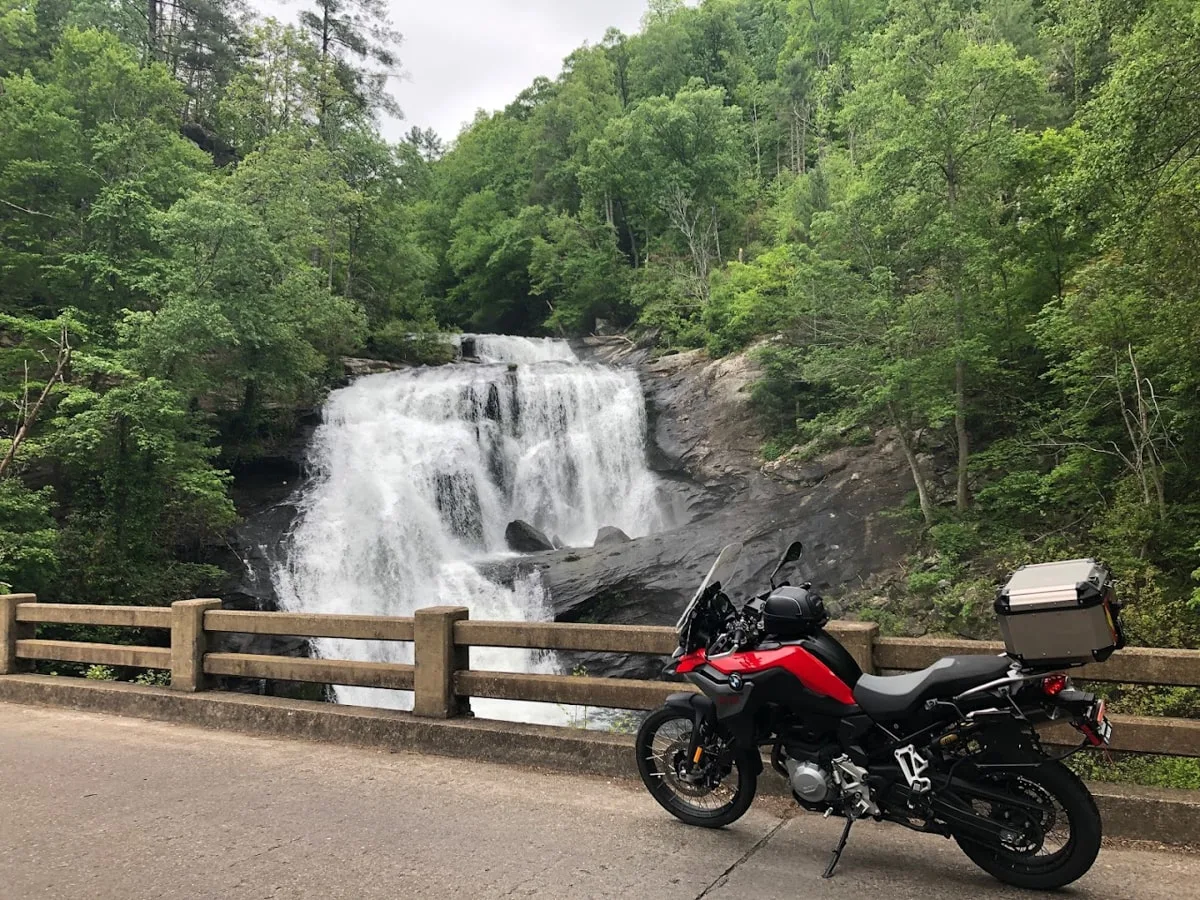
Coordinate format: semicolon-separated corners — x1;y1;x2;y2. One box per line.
1;0;1199;648
0;0;431;606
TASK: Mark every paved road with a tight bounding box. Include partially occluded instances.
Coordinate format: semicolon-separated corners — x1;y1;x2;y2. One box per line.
1;704;1196;899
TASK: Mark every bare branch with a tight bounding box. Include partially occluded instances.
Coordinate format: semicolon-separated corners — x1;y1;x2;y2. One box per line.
0;326;72;480
0;197;55;219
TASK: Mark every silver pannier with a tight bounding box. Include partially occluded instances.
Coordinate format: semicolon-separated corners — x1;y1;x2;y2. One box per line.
995;559;1124;667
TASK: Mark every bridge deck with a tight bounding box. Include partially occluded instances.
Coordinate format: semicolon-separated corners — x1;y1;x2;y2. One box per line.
1;702;1196;899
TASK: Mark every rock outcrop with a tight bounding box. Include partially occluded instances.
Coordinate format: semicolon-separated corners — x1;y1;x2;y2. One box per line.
341;357;409;379
594;526;632;547
485;429;912;629
558;336;916;676
505;520;556;553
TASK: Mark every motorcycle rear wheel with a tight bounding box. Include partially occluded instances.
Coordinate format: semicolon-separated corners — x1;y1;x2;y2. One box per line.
953;760;1101;890
635;706;757;828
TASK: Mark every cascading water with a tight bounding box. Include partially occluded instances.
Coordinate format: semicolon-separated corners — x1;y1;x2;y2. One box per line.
274;336;667;722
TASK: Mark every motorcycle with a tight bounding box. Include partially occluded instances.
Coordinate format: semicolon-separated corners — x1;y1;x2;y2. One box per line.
635;541;1120;890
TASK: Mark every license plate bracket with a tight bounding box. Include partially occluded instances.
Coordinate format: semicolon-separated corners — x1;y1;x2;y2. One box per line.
1080;699;1112;746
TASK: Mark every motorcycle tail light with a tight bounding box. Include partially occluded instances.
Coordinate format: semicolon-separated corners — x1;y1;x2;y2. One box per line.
1042;674;1070;697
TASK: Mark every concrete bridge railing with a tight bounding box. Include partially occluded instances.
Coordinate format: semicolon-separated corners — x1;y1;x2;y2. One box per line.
2;593;1198;757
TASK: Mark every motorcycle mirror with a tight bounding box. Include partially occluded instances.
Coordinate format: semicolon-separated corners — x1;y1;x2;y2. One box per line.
769;541;804;589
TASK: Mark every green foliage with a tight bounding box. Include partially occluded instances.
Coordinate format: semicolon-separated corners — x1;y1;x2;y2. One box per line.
84;664;116;681
1069;752;1200;791
368;323;456;366
0;8;438;606
705;245;797;355
132;668;171;687
0;479;58;594
45;373;236;604
530;211;631;334
386;0;1197;657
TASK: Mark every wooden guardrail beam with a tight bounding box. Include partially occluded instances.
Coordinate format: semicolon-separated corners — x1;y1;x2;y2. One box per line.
455;621;677;655
15;603;172;629
1073;647;1200;687
203;653;415;690
15;639;170;669
204;610;415;642
874;637;1005;671
453;619;880;671
874;637;1200;687
1042;714;1200;758
454;670;696;710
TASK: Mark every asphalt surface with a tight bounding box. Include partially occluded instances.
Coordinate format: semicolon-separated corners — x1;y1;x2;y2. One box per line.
1;703;1196;899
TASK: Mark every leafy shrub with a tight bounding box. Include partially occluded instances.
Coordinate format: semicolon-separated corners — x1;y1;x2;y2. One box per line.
132;669;171;687
760;439;791;462
704;247;798;356
368;322;456;365
928;522;981;563
0;479;58;595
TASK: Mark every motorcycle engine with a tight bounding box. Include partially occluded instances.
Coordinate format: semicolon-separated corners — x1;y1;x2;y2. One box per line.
785;758;833;804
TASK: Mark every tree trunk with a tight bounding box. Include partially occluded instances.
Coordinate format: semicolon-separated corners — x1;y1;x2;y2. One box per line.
955;355;970;512
318;7;333;132
947;164;970;512
799;103;807;174
891;403;935;525
147;0;159;59
751;99;762;176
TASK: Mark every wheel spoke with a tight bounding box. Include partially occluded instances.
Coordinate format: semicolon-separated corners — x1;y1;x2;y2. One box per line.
641;713;740;817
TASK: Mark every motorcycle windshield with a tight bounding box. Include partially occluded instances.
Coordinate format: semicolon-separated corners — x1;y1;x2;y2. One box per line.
675;542;743;631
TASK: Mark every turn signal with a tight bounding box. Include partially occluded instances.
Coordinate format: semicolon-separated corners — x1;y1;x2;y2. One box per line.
1042;674;1070;697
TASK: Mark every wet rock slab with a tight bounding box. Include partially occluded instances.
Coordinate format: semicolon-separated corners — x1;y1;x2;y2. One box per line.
487;431;914;633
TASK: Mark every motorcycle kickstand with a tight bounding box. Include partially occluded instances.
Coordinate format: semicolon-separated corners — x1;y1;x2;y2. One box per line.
822;814;856;879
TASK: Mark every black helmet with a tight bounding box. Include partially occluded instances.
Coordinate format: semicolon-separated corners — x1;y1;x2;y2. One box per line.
761;585;828;639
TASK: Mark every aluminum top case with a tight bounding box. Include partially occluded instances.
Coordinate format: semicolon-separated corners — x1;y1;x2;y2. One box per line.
995;559;1124;667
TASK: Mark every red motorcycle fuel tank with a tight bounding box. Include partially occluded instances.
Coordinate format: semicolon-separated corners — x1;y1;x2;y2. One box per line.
678;645;856;705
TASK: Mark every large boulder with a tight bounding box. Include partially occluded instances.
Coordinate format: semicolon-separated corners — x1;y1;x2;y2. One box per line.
594;526;632;547
505;520;556;553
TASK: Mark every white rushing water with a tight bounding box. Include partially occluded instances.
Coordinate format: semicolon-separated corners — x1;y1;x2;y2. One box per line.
275;336;666;721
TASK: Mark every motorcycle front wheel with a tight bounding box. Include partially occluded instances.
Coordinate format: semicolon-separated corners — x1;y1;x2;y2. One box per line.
635;706;757;828
953;760;1102;890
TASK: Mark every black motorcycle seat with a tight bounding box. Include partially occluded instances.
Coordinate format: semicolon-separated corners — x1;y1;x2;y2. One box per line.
853;655;1013;721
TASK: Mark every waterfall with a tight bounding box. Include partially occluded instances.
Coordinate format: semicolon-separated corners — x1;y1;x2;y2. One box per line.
274;336;666;722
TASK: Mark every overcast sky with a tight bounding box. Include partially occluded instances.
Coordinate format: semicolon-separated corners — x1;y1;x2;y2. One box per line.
260;1;672;143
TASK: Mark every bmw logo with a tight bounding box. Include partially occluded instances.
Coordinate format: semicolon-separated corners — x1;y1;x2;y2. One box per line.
729;673;744;691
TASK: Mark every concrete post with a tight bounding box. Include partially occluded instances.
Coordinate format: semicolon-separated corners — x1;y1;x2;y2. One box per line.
0;594;36;675
413;606;471;718
831;621;879;675
170;599;222;691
